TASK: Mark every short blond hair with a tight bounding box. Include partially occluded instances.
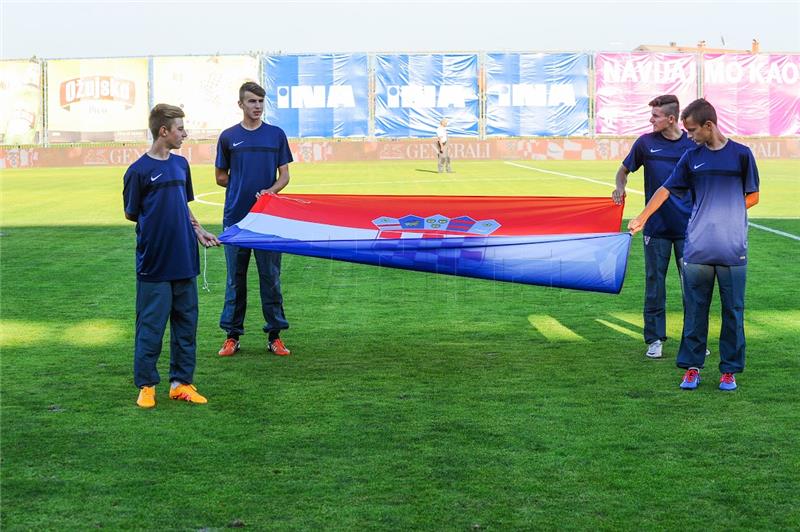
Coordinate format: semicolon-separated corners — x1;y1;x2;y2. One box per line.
149;104;184;139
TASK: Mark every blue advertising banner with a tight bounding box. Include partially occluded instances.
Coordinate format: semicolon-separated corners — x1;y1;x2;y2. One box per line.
374;54;479;137
263;54;368;138
485;53;590;136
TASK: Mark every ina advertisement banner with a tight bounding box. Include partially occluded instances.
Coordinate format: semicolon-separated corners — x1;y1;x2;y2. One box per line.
703;54;800;136
374;54;479;138
0;60;43;145
262;54;368;138
594;53;698;135
46;58;150;143
152;55;260;139
485;52;589;136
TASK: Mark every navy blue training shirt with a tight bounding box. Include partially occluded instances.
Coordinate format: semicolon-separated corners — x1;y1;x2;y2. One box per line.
123;153;199;282
663;139;760;266
622;131;696;239
216;122;293;228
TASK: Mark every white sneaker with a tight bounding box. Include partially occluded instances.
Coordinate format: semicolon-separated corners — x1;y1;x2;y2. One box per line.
705;349;711;357
646;340;663;359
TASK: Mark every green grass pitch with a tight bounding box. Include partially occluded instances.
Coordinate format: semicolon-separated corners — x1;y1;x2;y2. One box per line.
1;159;799;529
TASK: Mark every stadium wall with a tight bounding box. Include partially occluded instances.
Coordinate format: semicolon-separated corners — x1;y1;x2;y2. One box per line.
1;137;797;169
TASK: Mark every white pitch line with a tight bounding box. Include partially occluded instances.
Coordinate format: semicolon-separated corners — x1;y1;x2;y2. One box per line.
505;161;800;242
504;160;644;195
196;164;800;242
193;172;559;206
194;191;224;206
747;222;800;241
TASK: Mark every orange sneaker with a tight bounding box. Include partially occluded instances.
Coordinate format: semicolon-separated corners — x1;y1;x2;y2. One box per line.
136;386;156;409
268;338;291;356
218;338;240;357
169;383;208;404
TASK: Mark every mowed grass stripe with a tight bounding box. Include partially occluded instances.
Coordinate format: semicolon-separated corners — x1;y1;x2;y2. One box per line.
1;160;798;530
527;314;587;342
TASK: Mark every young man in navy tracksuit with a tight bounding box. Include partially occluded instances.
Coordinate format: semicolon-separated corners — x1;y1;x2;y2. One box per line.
628;98;760;391
613;95;696;359
123;104;220;408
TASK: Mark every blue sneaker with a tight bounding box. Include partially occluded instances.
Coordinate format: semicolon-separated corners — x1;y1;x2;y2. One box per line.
680;368;701;390
719;373;737;391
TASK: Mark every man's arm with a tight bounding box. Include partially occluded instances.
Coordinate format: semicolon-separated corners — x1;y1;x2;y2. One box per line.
215;167;229;187
745;191;759;209
612;165;630;205
256;164;290;198
188;208;220;247
628;186;671;234
125;212;137;222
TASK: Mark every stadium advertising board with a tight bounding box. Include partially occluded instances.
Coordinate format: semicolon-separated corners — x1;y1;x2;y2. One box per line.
4;137;795;169
703;54;800;136
374;54;479;138
262;54;369;138
46;58;149;143
0;60;43;145
485;53;590;136
152;55;260;139
594;53;698;135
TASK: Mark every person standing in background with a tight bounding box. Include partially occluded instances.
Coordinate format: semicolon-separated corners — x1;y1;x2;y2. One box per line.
436;118;452;173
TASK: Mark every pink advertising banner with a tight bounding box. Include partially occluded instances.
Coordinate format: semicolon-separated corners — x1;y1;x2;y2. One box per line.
594;53;698;135
703;54;800;136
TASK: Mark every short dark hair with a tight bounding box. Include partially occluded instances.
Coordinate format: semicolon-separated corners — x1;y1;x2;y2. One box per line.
681;98;717;126
149;103;184;139
239;81;265;101
648;94;680;119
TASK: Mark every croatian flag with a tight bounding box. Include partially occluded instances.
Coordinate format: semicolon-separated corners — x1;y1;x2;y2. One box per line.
219;194;631;293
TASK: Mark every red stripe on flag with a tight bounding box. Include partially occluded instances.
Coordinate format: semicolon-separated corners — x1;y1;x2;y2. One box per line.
252;194;623;236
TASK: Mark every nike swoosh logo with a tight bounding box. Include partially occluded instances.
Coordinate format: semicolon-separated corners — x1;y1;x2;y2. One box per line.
232;141;244;147
649;148;663;153
150;173;162;181
693;163;706;169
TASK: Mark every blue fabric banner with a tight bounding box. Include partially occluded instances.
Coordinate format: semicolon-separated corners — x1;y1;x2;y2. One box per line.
374;54;479;138
485;53;590;136
262;54;369;138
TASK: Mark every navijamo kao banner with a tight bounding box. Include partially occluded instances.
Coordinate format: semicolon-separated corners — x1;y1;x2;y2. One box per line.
47;58;149;143
374;54;479;138
594;53;698;136
703;54;800;136
485;52;589;137
152;55;260;139
262;54;368;138
0;60;43;145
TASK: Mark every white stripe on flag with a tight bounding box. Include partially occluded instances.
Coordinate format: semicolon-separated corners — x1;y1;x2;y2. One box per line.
235;212;380;241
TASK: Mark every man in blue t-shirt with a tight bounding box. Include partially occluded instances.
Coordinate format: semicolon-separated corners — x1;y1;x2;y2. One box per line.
613;94;696;360
629;99;760;391
123;104;220;408
215;82;294;358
